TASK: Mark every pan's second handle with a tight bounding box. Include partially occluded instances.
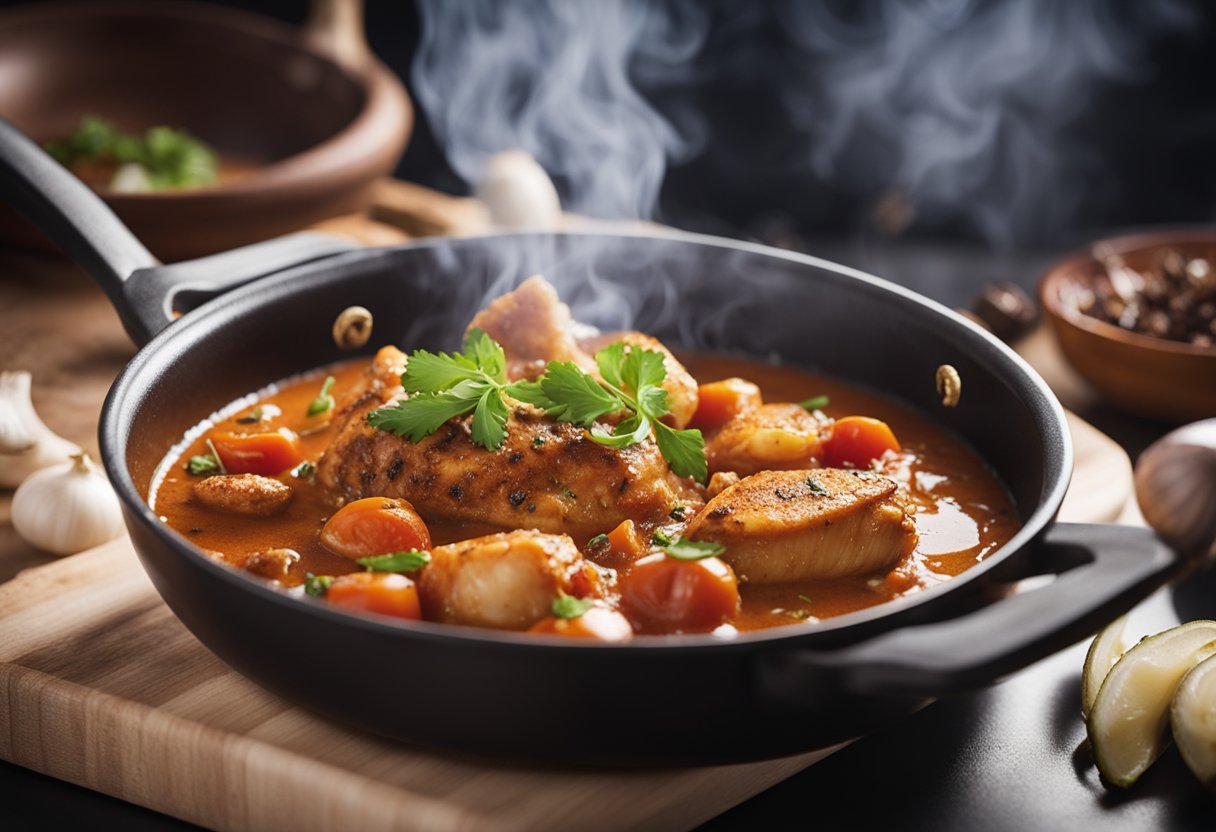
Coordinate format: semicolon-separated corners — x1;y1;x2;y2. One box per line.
0;115;158;302
761;523;1180;702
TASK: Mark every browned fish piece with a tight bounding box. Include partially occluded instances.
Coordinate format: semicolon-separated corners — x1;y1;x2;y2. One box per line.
315;348;702;542
705;403;824;477
418;530;599;630
192;474;293;517
684;468;917;583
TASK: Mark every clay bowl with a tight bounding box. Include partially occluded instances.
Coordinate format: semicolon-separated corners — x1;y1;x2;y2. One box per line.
0;0;411;261
1039;228;1216;423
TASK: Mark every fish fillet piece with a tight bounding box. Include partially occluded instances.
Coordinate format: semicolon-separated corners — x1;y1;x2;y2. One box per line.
315;347;701;542
705;403;824;477
418;530;599;630
684;468;917;583
468;276;699;428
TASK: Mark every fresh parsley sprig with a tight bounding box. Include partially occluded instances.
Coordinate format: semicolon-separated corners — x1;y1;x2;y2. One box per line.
367;328;515;450
511;341;707;482
366;330;708;481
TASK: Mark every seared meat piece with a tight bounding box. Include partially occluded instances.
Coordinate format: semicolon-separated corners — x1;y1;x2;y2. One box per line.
315;350;702;541
684;468;917;583
469;276;699;428
192;474;293;516
467;275;595;380
242;548;301;581
705;403;824;477
418;530;600;630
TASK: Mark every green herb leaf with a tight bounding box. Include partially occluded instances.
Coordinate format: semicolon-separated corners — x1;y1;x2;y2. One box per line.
45;116;217;189
356;550;431;573
463;328;506;384
620;346;667;394
186;454;220;475
294;461;316;480
669;505;688;521
806;476;828;495
654;422;707;483
186;438;227;476
304;573;334;597
663;538;726;560
800;394;830;412
798;593;814;604
367;384;486;444
471;385;510;450
552;591;595;620
510;361;623;426
236;407;263;424
595;342;626;388
651;528;674;546
586;533;609;549
589;413;651;449
307;376;336;417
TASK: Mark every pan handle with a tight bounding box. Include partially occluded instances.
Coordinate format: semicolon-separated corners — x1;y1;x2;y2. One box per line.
760;523;1180;702
0;115;158;298
0;117;359;345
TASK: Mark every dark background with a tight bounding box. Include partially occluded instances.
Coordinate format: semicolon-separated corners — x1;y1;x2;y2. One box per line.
7;0;1211;251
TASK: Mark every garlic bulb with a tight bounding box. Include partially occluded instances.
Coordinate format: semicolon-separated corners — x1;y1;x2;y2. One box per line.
0;371;81;488
474;150;561;230
1134;418;1216;562
12;452;124;556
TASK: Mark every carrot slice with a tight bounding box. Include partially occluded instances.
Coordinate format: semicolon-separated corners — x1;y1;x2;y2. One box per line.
210;429;303;476
320;497;433;560
325;572;422;620
821;416;901;468
688;378;763;430
528;606;634;641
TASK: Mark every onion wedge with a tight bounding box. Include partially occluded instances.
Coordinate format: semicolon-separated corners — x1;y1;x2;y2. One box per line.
1082;615;1128;718
1172;653;1216;791
1087;620;1216;788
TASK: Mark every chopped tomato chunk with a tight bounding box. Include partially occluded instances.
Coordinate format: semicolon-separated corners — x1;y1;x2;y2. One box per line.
210;429;303;476
821;416;901;468
618;553;739;634
320;497;433;560
688;378;763;430
325;572;422;620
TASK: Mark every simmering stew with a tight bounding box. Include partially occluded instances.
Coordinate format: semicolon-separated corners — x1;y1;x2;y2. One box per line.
150;277;1017;640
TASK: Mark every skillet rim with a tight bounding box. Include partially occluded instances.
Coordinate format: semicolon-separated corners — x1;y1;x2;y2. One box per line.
100;228;1073;653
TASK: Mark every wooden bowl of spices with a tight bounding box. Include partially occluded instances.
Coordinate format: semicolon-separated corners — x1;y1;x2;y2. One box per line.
0;0;411;261
1039;228;1216;423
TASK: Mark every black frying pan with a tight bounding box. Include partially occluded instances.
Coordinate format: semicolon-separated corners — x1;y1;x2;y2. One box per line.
0;118;1180;765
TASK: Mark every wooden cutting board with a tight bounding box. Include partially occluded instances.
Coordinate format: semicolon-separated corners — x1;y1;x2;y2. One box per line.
0;413;1131;832
0;182;1137;829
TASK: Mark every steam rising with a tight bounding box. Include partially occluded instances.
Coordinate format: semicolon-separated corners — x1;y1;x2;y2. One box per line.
411;0;708;221
412;0;1199;246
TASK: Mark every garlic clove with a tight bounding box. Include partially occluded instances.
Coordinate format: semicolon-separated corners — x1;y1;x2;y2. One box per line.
474;150;561;230
1134;418;1216;562
0;371;82;488
11;452;125;556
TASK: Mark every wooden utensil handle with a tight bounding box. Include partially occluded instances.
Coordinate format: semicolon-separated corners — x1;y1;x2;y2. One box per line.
304;0;370;67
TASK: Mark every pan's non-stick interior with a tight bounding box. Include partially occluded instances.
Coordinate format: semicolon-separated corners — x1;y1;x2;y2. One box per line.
105;231;1070;763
